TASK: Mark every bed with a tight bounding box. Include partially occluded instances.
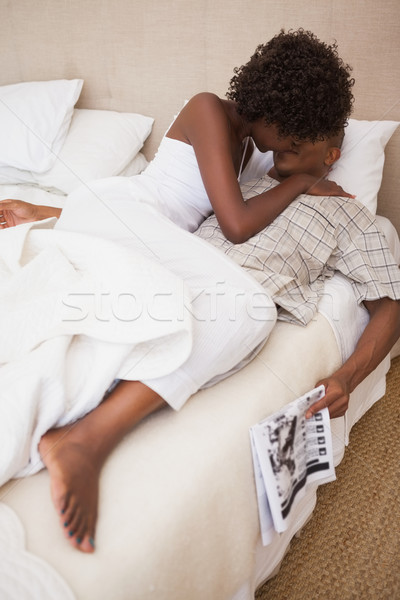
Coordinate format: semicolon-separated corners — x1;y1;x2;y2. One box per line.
0;1;399;599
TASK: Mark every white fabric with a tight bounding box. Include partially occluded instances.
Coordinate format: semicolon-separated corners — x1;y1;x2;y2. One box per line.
0;503;75;600
0;311;390;600
0;312;344;600
0;218;193;484
119;152;149;176
0;197;277;598
57;195;277;409
0;109;153;191
70;133;274;236
239;144;274;182
33;109;154;193
138;135;214;231
0;164;39;185
329;119;399;214
0;80;83;172
375;214;400;261
0;182;66;210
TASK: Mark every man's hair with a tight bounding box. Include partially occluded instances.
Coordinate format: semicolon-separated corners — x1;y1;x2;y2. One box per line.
334;128;345;148
227;29;354;142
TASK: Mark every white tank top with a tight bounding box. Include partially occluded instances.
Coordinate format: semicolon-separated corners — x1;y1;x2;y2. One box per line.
71;135;275;234
133;135;273;232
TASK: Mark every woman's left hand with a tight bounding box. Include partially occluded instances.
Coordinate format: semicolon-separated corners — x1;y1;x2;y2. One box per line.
0;199;60;228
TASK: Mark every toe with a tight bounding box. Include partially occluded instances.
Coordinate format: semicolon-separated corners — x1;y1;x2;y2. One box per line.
77;534;95;553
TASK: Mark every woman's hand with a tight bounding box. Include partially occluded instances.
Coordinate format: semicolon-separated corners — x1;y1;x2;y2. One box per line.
0;200;61;228
306;176;355;199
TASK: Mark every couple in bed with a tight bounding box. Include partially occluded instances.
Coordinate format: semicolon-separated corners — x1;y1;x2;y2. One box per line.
1;29;400;553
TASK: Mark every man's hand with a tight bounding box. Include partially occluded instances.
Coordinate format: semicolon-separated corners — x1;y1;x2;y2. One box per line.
306;374;351;419
0;200;61;228
306;298;400;420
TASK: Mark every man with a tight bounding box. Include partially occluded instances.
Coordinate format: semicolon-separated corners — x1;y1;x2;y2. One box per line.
196;132;400;420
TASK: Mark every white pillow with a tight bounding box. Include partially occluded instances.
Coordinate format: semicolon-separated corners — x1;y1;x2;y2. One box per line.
0;79;83;172
33;108;154;193
119;152;149;177
329;119;399;214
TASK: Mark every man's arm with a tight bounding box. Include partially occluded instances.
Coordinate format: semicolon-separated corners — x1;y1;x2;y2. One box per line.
306;296;400;419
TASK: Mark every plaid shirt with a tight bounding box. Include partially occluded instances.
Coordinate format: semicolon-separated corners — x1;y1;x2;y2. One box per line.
195;175;400;325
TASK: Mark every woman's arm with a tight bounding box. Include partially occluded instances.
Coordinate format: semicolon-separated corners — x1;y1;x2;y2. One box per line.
169;93;350;243
306;297;400;419
0;199;61;228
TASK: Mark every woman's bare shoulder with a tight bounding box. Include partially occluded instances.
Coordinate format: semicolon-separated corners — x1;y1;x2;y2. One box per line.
168;93;229;142
183;92;227;118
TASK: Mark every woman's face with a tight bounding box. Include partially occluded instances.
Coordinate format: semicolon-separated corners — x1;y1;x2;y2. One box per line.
250;120;340;179
250;120;294;154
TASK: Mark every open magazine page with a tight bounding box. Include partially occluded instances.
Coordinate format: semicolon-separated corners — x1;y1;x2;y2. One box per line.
249;433;275;546
250;385;335;542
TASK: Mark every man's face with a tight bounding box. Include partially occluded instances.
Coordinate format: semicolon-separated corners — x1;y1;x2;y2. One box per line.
272;139;334;179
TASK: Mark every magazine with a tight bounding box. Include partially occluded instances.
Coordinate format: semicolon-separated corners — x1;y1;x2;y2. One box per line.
250;385;336;545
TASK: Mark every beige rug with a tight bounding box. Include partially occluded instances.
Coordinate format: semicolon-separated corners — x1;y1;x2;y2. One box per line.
255;356;400;600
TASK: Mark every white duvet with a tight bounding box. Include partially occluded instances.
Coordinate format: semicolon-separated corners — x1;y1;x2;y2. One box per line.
0;185;397;600
0;218;192;485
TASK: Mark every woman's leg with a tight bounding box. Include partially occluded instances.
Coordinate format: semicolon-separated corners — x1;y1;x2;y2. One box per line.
39;271;275;554
39;380;165;553
39;282;274;553
47;201;276;552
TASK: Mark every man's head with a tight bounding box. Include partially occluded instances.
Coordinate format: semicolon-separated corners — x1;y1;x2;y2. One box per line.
270;130;344;180
227;29;354;142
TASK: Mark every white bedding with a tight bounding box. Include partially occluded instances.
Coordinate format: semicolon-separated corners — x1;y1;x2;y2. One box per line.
0;217;192;484
2;182;395;357
1;311;388;600
0;183;66;208
0;184;398;600
0;503;75;600
0;312;343;600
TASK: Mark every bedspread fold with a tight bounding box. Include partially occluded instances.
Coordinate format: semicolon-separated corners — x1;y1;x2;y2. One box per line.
0;219;192;484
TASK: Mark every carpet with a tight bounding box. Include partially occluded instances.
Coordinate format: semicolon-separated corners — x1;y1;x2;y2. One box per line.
255;356;400;600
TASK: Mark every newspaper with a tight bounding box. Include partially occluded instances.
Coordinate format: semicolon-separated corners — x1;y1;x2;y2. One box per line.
250;385;336;545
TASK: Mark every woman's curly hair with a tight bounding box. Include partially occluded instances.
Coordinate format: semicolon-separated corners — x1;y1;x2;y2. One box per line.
227;29;354;142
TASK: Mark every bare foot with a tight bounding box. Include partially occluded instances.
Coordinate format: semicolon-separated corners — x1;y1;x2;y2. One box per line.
38;380;166;553
39;425;100;553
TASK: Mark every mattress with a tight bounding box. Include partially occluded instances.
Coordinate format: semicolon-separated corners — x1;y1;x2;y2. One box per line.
0;184;397;600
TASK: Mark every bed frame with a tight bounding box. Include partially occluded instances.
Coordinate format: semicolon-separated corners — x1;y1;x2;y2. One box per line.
1;2;399;599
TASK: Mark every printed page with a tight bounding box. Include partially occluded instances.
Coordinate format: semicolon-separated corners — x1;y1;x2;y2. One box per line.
249;430;275;546
250;385;335;537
